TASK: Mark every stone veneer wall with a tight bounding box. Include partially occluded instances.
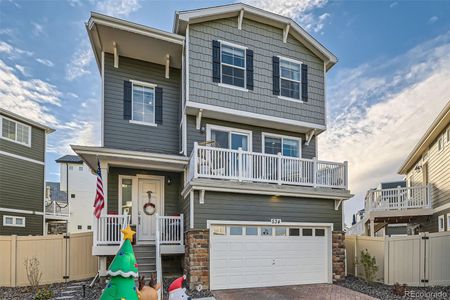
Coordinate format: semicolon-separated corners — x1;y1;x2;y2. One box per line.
184;229;209;290
332;231;345;281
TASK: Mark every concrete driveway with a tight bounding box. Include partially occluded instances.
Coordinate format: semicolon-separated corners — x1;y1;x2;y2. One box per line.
212;284;376;300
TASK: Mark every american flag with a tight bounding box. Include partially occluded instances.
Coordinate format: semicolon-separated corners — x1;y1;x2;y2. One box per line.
93;158;105;218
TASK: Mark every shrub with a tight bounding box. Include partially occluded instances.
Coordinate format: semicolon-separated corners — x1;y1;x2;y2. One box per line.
357;249;378;282
24;257;43;291
35;287;53;300
392;282;407;296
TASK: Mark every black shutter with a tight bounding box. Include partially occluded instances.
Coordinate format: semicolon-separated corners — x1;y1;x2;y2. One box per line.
155;87;163;124
123;81;132;120
246;49;254;90
272;56;280;95
301;64;308;102
212;40;221;83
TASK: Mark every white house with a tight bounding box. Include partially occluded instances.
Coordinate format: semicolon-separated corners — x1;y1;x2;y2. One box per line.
55;155;96;233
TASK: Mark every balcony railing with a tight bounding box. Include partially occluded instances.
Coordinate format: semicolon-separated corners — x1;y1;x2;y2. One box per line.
365;185;432;212
45;201;70;218
187;143;348;189
157;214;184;245
94;214;130;246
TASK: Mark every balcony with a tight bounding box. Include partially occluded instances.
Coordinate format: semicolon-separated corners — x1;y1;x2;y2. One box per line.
365;185;432;213
187;143;348;190
44;201;70;220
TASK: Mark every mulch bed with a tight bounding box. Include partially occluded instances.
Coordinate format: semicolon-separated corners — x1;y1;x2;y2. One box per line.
337;276;450;300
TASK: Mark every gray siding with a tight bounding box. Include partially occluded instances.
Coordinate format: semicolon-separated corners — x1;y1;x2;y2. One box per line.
0;212;43;236
187;191;342;231
107;167;181;218
0;155;44;212
103;54;181;154
0;114;45;162
189;17;325;125
186;116;316;158
417;208;450;233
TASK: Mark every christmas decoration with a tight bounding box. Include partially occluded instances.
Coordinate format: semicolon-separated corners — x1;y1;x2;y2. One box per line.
137;274;161;300
168;275;191;300
99;226;139;300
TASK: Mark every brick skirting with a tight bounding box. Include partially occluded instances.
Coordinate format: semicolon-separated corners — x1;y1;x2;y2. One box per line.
332;231;345;281
184;229;210;290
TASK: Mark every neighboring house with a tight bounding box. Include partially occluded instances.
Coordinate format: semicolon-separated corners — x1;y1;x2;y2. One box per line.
0;108;54;235
55;155;96;233
73;4;352;290
350;101;449;236
45;181;69;234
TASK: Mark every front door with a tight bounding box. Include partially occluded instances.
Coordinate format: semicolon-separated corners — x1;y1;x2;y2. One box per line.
137;178;163;242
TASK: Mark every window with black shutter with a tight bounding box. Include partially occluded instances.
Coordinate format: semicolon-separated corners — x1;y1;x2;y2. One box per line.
275;57;308;102
213;40;250;90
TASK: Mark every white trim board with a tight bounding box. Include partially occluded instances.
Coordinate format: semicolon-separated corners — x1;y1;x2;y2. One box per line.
0;207;44;215
207;220;334;229
0;150;44;165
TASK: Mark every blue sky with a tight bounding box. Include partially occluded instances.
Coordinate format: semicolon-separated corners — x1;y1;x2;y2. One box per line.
1;0;449;225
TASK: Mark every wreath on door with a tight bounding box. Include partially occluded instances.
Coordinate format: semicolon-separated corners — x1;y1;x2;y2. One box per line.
143;191;156;215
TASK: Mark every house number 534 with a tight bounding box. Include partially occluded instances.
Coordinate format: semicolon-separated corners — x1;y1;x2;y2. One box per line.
271;219;282;224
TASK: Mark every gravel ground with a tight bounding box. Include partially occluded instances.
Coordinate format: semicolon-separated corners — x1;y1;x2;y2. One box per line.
0;279;103;300
337;276;450;300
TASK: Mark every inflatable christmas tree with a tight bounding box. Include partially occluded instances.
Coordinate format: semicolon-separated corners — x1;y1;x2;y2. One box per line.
100;225;139;300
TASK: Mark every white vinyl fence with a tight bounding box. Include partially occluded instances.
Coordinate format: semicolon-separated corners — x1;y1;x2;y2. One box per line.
346;231;450;286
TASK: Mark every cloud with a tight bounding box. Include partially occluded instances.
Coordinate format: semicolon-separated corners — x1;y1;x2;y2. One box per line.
31;22;45;37
242;0;330;33
48;120;99;154
319;32;450;225
0;41;33;57
389;2;398;8
65;44;93;81
96;0;141;17
14;64;30;77
429;16;438;24
36;58;54;67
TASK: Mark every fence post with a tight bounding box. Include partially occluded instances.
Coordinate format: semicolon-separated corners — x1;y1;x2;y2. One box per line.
384;236;389;285
10;235;17;287
277;152;282;185
238;147;243;182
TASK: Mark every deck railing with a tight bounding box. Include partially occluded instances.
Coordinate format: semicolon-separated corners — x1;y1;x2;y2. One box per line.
365;185;432;212
45;201;70;218
93;214;130;246
187;143;348;189
157;214;184;245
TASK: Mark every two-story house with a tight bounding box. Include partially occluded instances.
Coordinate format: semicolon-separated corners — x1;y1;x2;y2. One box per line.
350;101;449;237
0;108;54;235
73;3;352;291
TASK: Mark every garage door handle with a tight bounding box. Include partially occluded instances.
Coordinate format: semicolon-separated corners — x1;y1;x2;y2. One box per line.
272;259;275;265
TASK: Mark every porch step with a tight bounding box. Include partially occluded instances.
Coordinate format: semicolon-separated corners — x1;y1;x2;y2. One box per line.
136;256;156;265
134;244;157;278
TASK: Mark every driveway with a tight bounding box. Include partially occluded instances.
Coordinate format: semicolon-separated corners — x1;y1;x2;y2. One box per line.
212;284;376;300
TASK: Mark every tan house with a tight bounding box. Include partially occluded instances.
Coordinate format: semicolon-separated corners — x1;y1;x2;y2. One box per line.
350;101;450;236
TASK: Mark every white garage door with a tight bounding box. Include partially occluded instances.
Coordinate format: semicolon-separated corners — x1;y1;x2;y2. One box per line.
210;223;331;290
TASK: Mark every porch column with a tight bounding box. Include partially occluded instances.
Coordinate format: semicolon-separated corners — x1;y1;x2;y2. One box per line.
370;218;375;237
99;256;108;277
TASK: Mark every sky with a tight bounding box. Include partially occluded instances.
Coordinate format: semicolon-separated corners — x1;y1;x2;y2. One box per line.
1;0;449;226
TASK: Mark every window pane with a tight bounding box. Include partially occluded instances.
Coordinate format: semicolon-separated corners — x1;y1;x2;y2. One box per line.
121;179;132;220
221;45;245;68
280;79;300;99
4;217;13;225
231;134;248;151
143;87;155;124
211;130;229;148
2;118;16;140
245;227;258;235
280;60;300;81
302;228;313;236
289;228;300;236
261;227;272;236
221;65;245;88
275;227;286;236
230;226;243;235
16;123;29;144
15;218;23;225
132;84;154;123
283;139;299;157
212;225;226;235
264;136;282;155
315;229;325;236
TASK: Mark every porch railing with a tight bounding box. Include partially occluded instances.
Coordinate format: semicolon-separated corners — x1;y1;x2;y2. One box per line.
187;143;348;189
45;201;70;218
365;184;432;212
157;214;184;245
93;214;130;246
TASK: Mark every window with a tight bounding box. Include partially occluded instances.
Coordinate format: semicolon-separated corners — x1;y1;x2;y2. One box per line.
71;194;75;198
230;226;243;235
132;82;155;125
438;215;445;232
87;225;92;230
207;125;251;151
3;215;26;227
279;58;301;100
221;43;246;88
79;166;83;171
289;228;300;236
275;227;287;236
120;177;133;222
78;225;82;230
261;227;272;236
315;229;325;236
447;214;450;232
212;225;226;235
0;116;31;146
245;227;258;236
302;228;313;236
69;166;74;171
437;135;444;152
263;134;301;157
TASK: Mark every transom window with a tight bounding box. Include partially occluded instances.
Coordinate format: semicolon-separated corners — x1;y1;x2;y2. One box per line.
1;116;31;146
280;58;301;100
263;134;301;157
132;82;155;125
221;43;246;88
